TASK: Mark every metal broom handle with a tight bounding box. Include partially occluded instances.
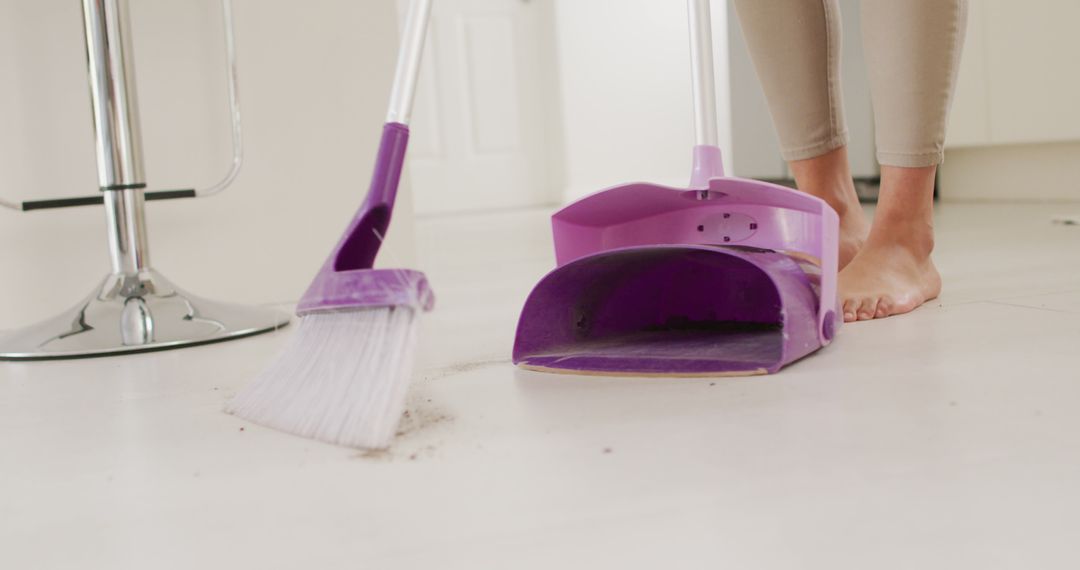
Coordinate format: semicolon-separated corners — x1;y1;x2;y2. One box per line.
687;0;720;148
385;0;433;126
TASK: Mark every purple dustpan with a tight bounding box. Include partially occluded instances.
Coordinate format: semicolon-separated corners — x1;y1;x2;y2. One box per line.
513;1;838;377
512;146;840;376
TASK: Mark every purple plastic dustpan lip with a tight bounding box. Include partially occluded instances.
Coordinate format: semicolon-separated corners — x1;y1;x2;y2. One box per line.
512;243;822;376
295;122;435;317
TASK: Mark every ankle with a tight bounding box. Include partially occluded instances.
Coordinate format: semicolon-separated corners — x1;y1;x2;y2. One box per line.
867;214;935;258
816;186;860;220
870;164;938;258
788;149;862;219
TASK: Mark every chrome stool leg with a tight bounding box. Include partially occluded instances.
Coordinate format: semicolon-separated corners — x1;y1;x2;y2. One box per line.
0;0;287;360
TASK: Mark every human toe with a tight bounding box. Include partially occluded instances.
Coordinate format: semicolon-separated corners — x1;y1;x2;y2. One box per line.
856;297;879;321
875;296;894;318
842;298;860;322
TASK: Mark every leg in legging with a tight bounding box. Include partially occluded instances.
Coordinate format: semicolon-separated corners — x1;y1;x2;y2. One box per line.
840;0;967;321
731;0;870;268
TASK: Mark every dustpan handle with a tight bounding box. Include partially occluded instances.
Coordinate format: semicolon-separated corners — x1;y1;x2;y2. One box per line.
688;0;719;148
386;0;433;125
686;0;838;342
687;0;725;184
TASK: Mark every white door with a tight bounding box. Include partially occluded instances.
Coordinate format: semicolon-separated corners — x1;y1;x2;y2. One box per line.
400;0;560;215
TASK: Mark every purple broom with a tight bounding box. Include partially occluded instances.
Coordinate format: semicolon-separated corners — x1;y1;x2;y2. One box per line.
226;0;434;449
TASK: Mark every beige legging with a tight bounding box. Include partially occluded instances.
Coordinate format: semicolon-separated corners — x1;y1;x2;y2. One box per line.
732;0;968;167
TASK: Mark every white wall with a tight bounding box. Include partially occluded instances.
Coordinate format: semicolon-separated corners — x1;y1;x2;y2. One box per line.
0;0;415;328
552;0;732;202
940;142;1080;203
942;0;1080;201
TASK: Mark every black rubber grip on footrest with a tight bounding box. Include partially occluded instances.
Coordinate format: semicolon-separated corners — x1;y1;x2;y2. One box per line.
20;189;197;211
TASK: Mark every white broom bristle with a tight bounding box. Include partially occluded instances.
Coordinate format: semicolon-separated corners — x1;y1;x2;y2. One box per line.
226;306;421;449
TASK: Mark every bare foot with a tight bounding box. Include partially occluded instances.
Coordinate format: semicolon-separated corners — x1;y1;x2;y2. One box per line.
840;241;941;322
788;147;869;268
840;165;941;322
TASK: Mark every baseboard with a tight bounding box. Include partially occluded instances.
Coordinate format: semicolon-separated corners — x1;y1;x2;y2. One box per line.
940;141;1080;202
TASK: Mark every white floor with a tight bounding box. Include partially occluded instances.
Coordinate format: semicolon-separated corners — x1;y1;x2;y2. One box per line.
3;203;1080;569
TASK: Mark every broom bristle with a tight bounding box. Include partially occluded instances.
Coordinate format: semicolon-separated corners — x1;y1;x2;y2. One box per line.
226;306;420;449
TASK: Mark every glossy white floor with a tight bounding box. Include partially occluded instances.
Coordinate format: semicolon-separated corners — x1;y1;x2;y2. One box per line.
3;203;1079;569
